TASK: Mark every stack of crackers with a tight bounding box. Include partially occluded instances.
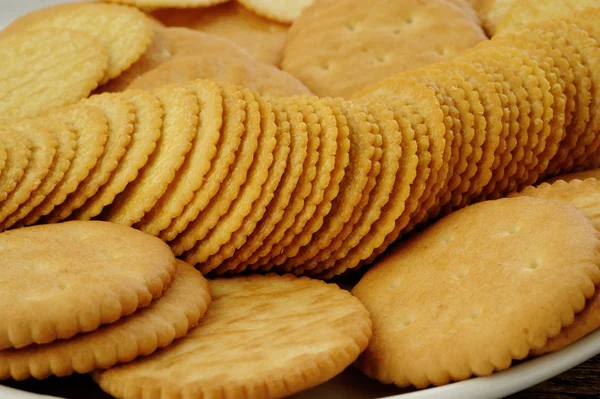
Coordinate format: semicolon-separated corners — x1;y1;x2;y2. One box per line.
1;0;600;397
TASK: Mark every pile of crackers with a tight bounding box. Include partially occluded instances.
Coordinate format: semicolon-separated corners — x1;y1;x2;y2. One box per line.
1;0;600;397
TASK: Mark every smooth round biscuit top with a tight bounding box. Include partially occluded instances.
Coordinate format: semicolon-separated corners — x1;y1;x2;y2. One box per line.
0;221;177;350
353;197;600;388
95;275;371;399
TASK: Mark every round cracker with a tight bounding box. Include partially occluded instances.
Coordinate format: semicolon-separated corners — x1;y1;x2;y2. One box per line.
0;121;57;227
46;93;135;223
136;80;222;236
0;260;210;381
204;99;289;274
184;93;277;271
282;99;374;271
0;119;75;230
152;2;287;66
0;221;177;350
0;28;107;124
104;85;198;226
238;0;313;24
94;275;372;399
2;2;152;83
169;84;259;255
0;132;32;206
159;82;245;242
282;0;486;98
21;105;108;226
71;90;163;221
353;197;600;388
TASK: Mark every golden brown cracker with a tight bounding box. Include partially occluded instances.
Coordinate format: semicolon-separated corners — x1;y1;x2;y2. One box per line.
184;93;277;271
0;119;75;230
282;0;486;98
94;275;372;399
71;90;163;221
0;260;210;381
152;2;287;66
225;101;309;274
21;105;108;226
204;99;289;274
237;0;313;24
0;28;107;124
159;82;245;242
0;120;58;227
0;132;32;206
104;85;198;226
169;85;259;255
46;93;135;223
353;197;600;388
0;221;177;350
2;2;152;83
137;80;222;236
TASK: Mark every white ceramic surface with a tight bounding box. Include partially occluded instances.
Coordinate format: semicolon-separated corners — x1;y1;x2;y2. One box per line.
1;1;599;398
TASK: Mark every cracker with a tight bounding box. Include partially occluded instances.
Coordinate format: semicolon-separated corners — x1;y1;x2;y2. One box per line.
203;99;288;274
282;99;374;271
46;93;135;223
497;0;599;34
281;0;486;98
184;93;277;270
94;275;371;399
104;0;230;8
169;85;259;256
137;80;222;236
159;82;245;242
0;260;209;381
470;0;516;36
0;119;75;230
0;221;177;350
0;132;32;206
547;169;600;184
152;2;287;66
20;105;108;226
0;28;107;124
129;54;310;98
312;100;419;279
71;90;163;221
238;0;313;24
253;96;338;271
353;197;600;388
231;101;313;274
104;85;198;226
2;2;152;83
0;120;57;227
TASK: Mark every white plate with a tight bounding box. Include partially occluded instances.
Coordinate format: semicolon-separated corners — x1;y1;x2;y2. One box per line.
1;1;599;398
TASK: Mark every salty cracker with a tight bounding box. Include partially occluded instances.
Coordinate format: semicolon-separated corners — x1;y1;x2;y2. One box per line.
353;197;600;388
254;96;338;271
159;82;245;242
184;93;277;270
152;2;287;66
237;0;314;24
169;85;259;256
0;120;75;230
0;132;32;205
0;28;107;124
0;121;57;227
204;99;289;274
71;90;162;221
94;274;372;399
128;55;311;98
137;80;222;236
46;93;135;223
282;99;374;271
20;105;108;226
2;2;152;83
267;98;350;270
0;260;210;381
0;221;177;350
281;0;486;98
232;101;314;274
103;0;230;8
104;85;198;226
